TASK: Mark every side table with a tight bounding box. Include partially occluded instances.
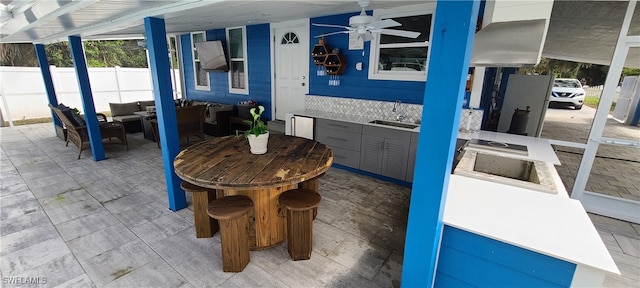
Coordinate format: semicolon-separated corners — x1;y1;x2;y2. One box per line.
133;111;156;141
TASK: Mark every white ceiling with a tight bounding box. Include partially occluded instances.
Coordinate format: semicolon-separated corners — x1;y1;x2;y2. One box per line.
1;0;638;67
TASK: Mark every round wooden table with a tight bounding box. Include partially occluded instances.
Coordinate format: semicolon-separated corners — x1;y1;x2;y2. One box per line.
174;134;333;249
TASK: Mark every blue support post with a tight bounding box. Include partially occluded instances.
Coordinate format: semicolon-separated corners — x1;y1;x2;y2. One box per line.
144;17;186;211
630;98;640;126
68;35;105;161
34;44;61;131
401;1;479;287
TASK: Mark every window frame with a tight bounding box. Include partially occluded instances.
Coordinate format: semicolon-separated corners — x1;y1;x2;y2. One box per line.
367;3;436;82
226;26;249;95
191;31;210;91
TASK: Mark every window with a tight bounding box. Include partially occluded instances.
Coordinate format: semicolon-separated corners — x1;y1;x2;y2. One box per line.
281;32;299;44
168;35;181;99
227;26;249;94
191;31;209;90
368;4;435;82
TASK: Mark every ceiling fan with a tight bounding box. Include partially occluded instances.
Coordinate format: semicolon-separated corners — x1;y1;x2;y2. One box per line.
313;0;421;42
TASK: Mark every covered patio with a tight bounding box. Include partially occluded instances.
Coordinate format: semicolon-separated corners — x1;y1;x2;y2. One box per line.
1;124;638;287
1;0;639;286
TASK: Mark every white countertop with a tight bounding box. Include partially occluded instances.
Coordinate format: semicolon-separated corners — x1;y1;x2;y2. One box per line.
289;109;421;132
457;130;562;165
445;175;620;275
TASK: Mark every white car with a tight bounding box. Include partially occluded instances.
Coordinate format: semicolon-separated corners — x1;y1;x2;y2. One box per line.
549;78;585;110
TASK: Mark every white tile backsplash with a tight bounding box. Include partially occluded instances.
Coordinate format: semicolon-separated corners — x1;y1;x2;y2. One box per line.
306;95;422;124
459;109;484;132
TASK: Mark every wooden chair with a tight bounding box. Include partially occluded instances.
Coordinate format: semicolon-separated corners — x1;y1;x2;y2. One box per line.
278;188;322;260
207;195;253;272
180;181;219;238
49;104;128;159
151;105;207;147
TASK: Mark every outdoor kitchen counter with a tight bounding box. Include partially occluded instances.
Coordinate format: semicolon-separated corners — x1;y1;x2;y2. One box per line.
444;174;620;283
287;109;421;132
288;110;560;164
457;129;562;165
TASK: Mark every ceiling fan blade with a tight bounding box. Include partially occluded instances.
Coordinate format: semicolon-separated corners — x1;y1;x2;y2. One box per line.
379;29;421;39
368;19;401;30
314;31;349;38
362;31;374;42
312;23;350;29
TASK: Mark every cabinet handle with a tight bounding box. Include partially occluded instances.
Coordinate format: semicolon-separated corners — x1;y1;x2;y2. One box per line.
327;136;347;142
334;154;346;159
291;117;295;135
327;123;348;129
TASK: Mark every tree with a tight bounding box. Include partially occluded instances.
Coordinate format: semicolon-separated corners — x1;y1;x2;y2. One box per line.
0;43;38;66
1;40;147;67
517;58;590;78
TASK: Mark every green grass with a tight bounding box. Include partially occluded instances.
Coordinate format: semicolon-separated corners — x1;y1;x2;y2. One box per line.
3;111;111;127
584;96;616;112
3;117;52;127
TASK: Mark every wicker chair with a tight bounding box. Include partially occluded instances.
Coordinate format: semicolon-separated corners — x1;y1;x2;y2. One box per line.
151;105;207;147
49;104;128;159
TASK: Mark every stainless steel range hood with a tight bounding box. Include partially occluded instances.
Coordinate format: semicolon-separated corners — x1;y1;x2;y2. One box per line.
470;19;548;67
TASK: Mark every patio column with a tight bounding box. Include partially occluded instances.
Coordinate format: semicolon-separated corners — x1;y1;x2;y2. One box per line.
34;44;62;131
68;35;105;161
144;16;186;211
402;1;479;287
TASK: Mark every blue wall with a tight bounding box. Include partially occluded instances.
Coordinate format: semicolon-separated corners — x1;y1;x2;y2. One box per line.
309;13;427;104
436;225;576;287
181;24;272;120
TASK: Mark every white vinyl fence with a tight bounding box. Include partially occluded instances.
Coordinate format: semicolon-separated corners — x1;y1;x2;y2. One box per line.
0;66;181;126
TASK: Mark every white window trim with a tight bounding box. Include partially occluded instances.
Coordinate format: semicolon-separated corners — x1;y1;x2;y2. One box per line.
226;26;249;95
191;31;210;91
367;3;436;82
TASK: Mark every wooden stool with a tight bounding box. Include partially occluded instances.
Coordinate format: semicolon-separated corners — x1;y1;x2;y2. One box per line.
207;195;253;272
181;181;219;238
278;188;322;261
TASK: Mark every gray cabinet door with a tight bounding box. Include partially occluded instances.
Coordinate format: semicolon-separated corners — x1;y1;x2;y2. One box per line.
406;143;417;182
381;138;410;180
360;134;384;174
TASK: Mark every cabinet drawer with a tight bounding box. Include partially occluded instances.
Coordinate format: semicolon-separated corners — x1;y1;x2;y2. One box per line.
329;146;360;168
316;127;362;151
363;125;412;141
316;118;363;133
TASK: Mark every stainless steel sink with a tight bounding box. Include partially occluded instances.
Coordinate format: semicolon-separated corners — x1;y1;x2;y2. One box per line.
369;120;418;129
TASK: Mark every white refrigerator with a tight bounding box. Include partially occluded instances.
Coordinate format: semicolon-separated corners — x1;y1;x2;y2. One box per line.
285;113;314;140
498;74;554;137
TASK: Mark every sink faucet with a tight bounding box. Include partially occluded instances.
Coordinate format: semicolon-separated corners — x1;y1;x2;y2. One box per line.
393;99;405;121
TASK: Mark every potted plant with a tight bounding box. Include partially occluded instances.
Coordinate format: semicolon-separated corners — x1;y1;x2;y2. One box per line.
242;105;269;154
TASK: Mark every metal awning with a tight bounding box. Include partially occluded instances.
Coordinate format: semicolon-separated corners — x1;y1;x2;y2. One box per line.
1;0;638;67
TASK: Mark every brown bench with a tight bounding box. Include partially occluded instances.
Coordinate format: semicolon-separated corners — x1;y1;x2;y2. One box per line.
207;195;253;272
278;188;322;260
180;181;219;238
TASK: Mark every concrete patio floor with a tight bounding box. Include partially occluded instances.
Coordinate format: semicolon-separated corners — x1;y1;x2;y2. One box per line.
1;123;638;287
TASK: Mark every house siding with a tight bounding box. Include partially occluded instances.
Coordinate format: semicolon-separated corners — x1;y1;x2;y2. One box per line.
309;12;427;104
435;225;576;287
181;24;272;119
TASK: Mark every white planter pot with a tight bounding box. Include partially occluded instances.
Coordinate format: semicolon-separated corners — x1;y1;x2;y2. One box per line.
247;131;269;154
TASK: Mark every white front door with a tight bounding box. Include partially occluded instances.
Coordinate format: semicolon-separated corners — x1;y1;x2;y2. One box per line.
272;19;309;121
